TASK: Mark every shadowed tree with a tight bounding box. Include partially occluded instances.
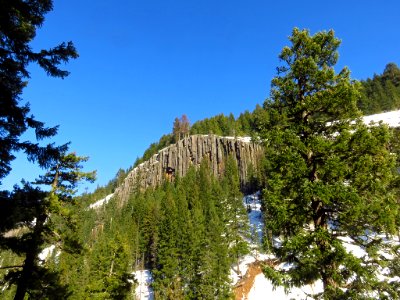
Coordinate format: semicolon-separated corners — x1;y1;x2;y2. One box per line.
0;0;78;182
1;151;95;300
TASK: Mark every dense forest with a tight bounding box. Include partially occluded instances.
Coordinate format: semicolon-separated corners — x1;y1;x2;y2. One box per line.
1;1;399;299
1;157;250;299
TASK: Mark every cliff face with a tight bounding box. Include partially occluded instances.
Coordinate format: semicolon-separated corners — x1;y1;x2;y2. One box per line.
114;135;264;204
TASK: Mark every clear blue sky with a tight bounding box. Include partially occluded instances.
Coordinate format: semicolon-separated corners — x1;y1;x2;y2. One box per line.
2;0;400;193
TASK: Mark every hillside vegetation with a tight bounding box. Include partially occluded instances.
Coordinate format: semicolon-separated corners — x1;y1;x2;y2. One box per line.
1;20;400;300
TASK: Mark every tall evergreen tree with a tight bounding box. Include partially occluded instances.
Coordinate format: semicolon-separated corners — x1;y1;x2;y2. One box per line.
2;151;95;300
358;63;400;114
0;0;78;182
262;28;398;299
221;155;249;274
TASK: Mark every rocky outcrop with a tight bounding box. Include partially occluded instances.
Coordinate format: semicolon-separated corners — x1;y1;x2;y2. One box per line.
114;135;264;204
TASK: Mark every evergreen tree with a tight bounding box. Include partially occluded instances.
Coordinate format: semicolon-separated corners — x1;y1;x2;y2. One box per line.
382;62;400;86
0;4;84;296
358;63;400;114
0;0;78;182
221;155;249;274
262;28;398;299
1;151;95;299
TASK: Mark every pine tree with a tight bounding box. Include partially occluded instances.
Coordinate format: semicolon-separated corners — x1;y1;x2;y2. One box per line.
0;4;82;295
0;0;78;181
0;151;95;299
153;183;182;299
221;155;249;274
358;63;400;114
262;28;399;299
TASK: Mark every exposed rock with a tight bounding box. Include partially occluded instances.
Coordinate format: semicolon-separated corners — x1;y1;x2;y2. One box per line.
114;135;264;205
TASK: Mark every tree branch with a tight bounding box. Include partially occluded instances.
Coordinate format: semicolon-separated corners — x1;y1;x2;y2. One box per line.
0;265;23;270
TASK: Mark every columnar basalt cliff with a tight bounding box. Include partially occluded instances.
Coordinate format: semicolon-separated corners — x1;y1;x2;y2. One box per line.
114;135;264;204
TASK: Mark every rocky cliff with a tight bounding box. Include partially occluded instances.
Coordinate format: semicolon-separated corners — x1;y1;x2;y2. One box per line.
114;135;264;204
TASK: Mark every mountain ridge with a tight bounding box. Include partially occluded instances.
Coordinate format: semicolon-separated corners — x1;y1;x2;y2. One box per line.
114;134;264;206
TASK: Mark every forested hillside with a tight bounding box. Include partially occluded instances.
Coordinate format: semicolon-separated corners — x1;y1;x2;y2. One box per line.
1;157;251;299
127;63;400;184
358;63;400;114
0;3;399;298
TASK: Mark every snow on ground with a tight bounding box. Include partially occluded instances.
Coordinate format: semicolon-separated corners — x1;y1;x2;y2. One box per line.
337;236;368;258
230;193;271;286
362;109;400;127
234;192;400;299
234;193;325;299
38;245;60;263
248;274;324;300
88;193;114;209
133;270;154;300
225;136;253;143
230;253;274;286
244;193;264;244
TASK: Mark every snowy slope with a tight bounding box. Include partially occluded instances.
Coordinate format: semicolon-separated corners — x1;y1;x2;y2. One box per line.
362;110;400;127
88;193;114;209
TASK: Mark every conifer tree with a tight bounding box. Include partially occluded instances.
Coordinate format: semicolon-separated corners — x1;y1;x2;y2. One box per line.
3;151;95;299
221;155;248;274
262;28;398;299
0;3;83;295
172;117;181;142
153;183;182;299
0;0;78;181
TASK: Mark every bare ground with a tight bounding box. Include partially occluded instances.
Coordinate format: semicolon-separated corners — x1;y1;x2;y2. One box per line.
234;259;277;300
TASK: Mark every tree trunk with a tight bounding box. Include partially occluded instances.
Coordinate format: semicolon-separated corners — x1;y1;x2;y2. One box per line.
109;252;116;277
13;251;34;300
14;212;46;300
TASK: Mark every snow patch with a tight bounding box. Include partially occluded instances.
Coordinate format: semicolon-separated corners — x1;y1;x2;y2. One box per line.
248;274;323;300
338;236;368;259
362;110;400;127
225;136;253;143
38;245;56;262
89;193;114;209
133;270;154;300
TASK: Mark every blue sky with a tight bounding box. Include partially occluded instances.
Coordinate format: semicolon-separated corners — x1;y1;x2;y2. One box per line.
2;0;400;193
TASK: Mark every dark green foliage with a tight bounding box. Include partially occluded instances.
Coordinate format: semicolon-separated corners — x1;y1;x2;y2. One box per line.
56;194;135;300
0;3;89;296
261;28;399;298
189;110;261;137
358;63;400;114
150;161;236;299
0;151;95;299
55;157;248;299
0;0;78;182
221;156;249;275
